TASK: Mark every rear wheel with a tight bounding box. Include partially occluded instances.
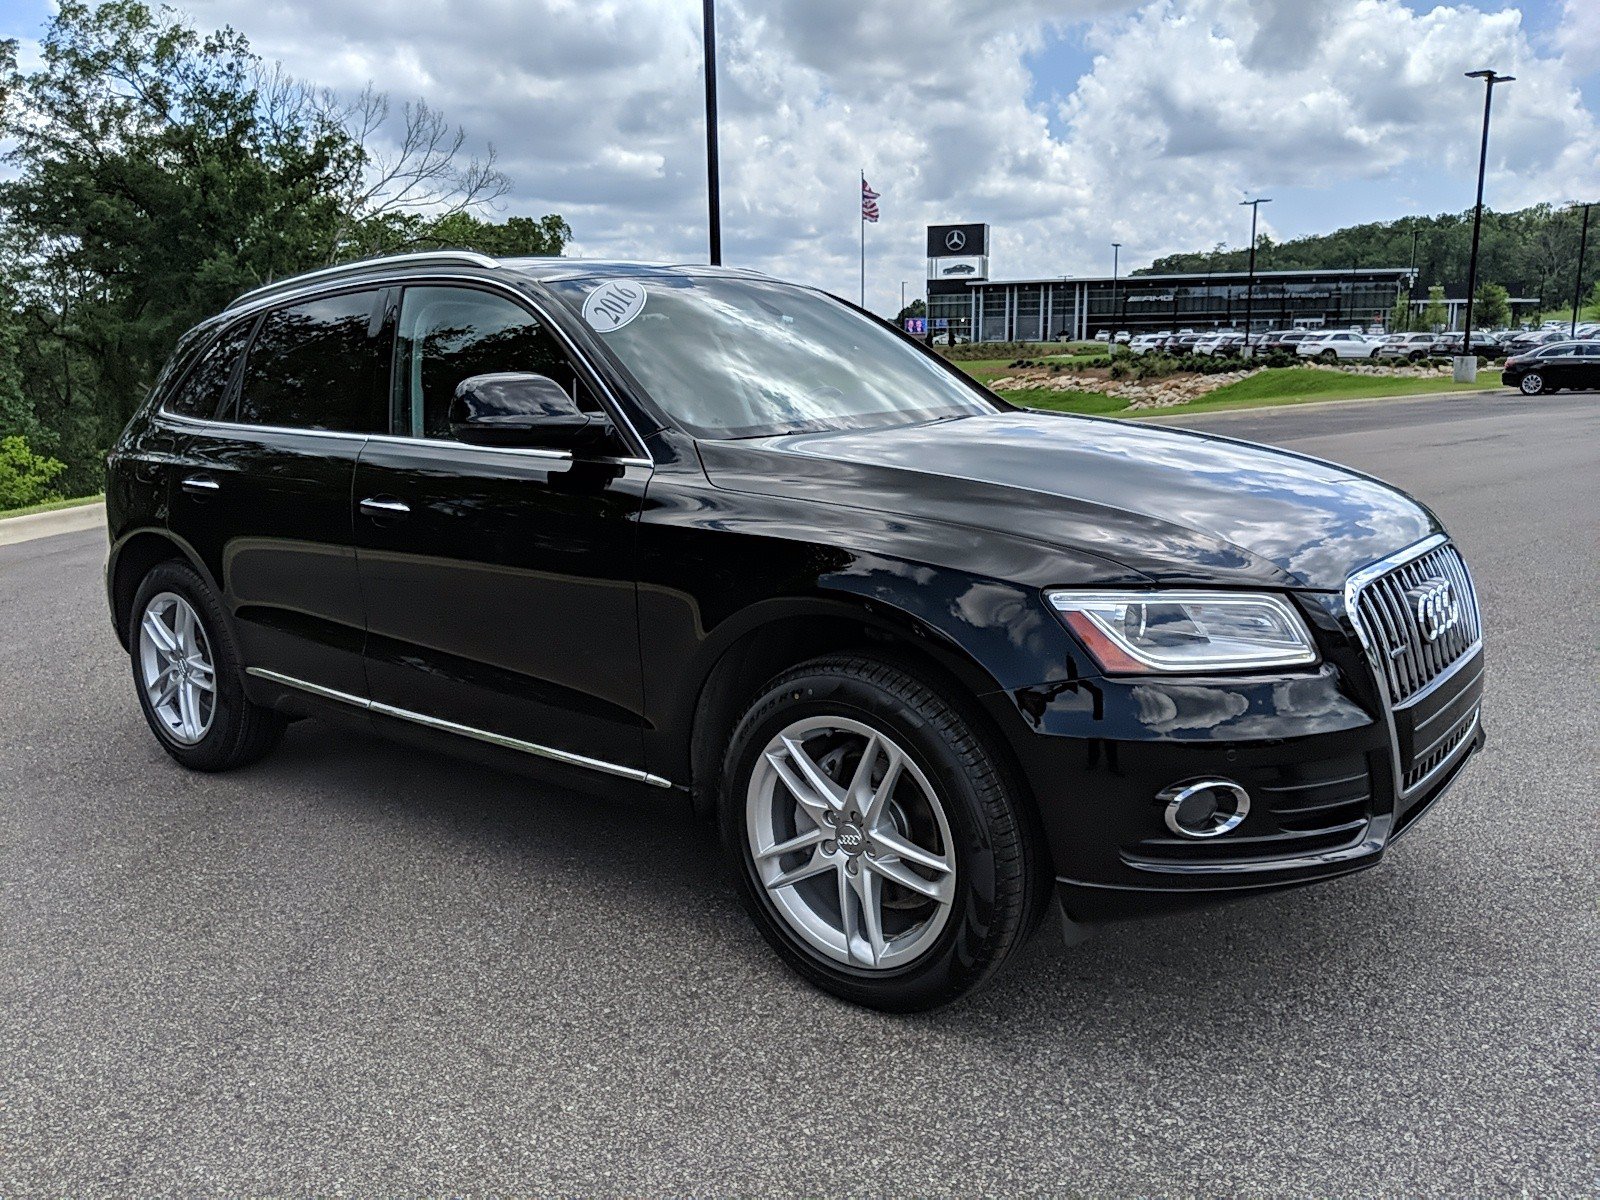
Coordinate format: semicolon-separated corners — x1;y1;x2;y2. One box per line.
1519;371;1546;396
721;655;1045;1011
131;561;285;771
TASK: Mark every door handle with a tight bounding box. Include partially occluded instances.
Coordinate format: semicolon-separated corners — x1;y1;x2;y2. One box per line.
359;496;410;518
181;474;220;494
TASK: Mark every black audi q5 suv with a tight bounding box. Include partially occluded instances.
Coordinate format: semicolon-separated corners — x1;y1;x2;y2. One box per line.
105;252;1486;1010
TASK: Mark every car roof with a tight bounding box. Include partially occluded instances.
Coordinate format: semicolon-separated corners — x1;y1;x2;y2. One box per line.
225;251;776;312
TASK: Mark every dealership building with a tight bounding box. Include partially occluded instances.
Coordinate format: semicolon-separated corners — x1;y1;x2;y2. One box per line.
924;223;1421;341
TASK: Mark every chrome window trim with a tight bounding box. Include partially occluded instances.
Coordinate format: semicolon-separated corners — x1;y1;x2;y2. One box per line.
1343;533;1484;808
158;412;653;469
245;667;674;789
192;271;654;465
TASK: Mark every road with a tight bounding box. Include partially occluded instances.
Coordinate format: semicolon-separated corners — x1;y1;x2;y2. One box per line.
4;391;1596;1194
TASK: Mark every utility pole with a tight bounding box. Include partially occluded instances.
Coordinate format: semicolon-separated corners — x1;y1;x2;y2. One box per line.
1459;69;1513;378
1240;197;1271;353
901;280;906;315
702;0;722;265
1572;201;1594;339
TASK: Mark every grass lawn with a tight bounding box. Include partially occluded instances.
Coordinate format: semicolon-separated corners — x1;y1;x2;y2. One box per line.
0;493;104;520
987;367;1503;420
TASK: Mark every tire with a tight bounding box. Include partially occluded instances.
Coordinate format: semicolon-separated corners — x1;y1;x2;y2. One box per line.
129;560;285;771
1409;351;1425;362
720;655;1046;1012
1320;349;1338;362
1519;371;1546;396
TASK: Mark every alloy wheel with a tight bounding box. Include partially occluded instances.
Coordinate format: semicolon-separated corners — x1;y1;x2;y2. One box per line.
137;591;217;745
1520;372;1544;395
746;715;956;970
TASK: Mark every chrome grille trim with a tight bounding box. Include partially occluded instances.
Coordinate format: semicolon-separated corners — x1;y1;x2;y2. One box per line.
1344;534;1484;803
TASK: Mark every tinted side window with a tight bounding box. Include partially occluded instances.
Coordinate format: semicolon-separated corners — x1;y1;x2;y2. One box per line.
165;320;254;419
396;286;586;439
236;290;384;432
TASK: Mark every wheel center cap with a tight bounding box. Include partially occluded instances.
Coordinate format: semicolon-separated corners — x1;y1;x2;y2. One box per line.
835;823;866;855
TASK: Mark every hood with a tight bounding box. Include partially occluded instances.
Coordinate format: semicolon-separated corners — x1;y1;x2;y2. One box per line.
695;410;1439;590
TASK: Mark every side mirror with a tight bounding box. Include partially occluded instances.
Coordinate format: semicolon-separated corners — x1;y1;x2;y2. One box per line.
449;372;613;449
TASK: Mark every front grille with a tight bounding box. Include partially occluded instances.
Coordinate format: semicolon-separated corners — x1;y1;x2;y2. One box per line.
1351;542;1481;705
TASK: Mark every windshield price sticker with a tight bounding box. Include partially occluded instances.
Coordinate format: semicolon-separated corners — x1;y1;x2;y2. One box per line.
582;280;647;332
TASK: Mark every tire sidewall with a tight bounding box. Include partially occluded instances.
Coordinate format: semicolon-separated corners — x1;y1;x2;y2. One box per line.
720;667;1008;1011
1519;372;1544;395
130;561;253;770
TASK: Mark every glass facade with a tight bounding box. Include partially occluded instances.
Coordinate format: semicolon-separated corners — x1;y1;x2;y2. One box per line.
945;270;1413;342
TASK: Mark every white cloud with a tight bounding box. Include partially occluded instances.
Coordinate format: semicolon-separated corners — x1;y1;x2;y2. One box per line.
183;0;1600;312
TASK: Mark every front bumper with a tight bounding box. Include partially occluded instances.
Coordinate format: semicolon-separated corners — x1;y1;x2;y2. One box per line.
981;626;1486;927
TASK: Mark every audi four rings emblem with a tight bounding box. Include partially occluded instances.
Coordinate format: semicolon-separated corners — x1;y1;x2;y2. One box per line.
945;229;966;251
1410;578;1461;642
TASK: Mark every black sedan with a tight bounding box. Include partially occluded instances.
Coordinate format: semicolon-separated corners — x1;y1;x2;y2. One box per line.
1502;340;1600;394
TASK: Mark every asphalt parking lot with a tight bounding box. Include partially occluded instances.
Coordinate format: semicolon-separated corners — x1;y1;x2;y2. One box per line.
4;390;1596;1194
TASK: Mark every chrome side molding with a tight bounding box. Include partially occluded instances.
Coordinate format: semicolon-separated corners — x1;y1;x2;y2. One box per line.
245;667;674;789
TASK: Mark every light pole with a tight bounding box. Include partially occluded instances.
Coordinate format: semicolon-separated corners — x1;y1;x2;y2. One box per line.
1406;227;1419;331
1110;242;1121;337
1240;197;1271;351
901;280;906;315
1459;69;1513;377
702;0;722;265
1571;201;1594;339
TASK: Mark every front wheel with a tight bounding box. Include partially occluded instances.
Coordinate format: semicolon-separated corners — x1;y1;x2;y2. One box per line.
1320;349;1338;362
721;656;1046;1011
1518;371;1546;395
131;560;285;771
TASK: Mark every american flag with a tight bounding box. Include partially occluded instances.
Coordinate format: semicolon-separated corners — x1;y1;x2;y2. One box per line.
861;178;880;223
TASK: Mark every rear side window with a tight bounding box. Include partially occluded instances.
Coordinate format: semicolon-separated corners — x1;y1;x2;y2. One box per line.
395;286;586;439
165;320;253;419
235;290;384;432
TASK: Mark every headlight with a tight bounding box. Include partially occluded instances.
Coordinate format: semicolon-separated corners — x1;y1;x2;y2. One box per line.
1046;590;1319;674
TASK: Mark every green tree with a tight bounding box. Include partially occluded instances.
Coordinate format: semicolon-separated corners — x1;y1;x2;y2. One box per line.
895;298;927;322
0;2;568;493
1422;284;1448;332
1584;281;1600;322
1474;281;1510;328
414;211;573;257
1389;289;1412;332
0;436;67;510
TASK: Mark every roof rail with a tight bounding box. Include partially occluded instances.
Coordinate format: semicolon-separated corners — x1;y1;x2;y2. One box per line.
225;250;500;311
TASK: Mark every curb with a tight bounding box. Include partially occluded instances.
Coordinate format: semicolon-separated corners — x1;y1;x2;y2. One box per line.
0;501;106;548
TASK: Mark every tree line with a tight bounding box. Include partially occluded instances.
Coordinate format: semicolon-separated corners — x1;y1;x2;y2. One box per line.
0;1;572;502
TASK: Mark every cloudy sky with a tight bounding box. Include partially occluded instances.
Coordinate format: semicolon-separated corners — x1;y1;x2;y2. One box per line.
4;0;1598;312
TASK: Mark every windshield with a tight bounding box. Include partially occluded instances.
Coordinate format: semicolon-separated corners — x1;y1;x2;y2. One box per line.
547;274;997;439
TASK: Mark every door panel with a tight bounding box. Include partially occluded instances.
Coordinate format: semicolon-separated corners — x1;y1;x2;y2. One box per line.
353;440;649;766
173;426;368;695
352;282;649;768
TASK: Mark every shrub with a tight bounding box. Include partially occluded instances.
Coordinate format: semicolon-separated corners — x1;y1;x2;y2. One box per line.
0;435;68;511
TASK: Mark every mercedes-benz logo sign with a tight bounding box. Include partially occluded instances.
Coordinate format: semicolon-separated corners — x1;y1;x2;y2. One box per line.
944;229;967;251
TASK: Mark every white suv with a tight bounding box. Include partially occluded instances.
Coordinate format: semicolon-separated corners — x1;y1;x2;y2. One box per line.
1297;331;1376;361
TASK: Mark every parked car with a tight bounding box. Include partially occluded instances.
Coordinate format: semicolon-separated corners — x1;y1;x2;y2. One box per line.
1127;334;1166;356
1374;333;1439;362
104;252;1487;1011
1427;331;1506;359
1297;331;1377;361
1093;330;1112;342
1113;330;1132;345
1502;340;1600;394
1500;329;1566;356
1194;332;1246;357
1252;329;1314;357
1162;333;1203;355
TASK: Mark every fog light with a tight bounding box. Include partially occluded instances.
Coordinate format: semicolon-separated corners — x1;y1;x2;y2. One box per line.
1160;779;1251;839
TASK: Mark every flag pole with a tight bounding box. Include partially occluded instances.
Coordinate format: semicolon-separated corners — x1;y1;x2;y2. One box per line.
859;168;866;308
